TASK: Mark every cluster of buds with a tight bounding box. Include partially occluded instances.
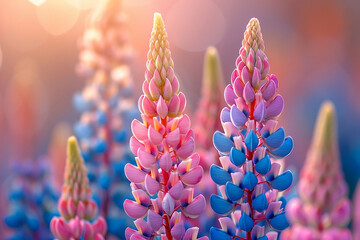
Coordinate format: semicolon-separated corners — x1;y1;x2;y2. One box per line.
209;18;293;240
123;13;207;240
50;137;107;240
282;102;352;240
4;159;58;240
73;0;139;238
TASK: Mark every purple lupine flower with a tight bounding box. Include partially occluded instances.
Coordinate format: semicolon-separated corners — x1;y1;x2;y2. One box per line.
50;137;107;240
282;101;352;240
193;46;225;233
123;13;207;240
209;18;293;240
73;0;139;238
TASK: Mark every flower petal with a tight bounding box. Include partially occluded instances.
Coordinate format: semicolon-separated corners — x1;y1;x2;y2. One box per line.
124;164;146;184
145;175;160;196
183;195;206;218
181;166;203;186
213;131;233;153
210;195;233;215
123;200;149;219
210;165;231;185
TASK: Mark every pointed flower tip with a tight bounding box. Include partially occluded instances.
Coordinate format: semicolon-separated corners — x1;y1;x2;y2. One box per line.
67;136;81;158
243;17;265;52
203;46;224;93
153;12;165;28
313;100;337;152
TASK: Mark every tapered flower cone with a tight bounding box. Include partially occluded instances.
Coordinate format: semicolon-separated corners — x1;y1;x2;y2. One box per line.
124;13;207;240
209;18;293;240
51;137;107;240
194;47;224;163
48;122;72;189
282;101;351;240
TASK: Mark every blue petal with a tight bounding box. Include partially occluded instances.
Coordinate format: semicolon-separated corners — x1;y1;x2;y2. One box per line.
265;127;285;149
238;212;254;232
213;131;234;153
230;105;247;127
269;212;289;230
252;193;268;212
279;196;287;209
113;129;127;143
258;236;268;240
225;182;243;202
270;137;293;158
210;165;231;185
255;155;271;175
221;108;231;123
209;227;232;240
210;195;233;215
26;215;39;231
97;110;108;125
245;130;258;151
230;147;246;167
242;171;258;191
271;171;292;191
99;173;111;190
74;123;93;139
93;138;108;153
73;92;93;112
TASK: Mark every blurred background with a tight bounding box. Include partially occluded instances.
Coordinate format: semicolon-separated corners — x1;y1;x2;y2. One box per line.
0;0;359;235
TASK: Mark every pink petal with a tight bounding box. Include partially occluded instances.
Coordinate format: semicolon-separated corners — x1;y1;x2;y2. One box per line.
92;217;107;236
183;195;206;218
124;163;146;184
142;96;157;117
183;227;199;240
157;96;168;119
76;201;85;219
171;75;179;94
55;218;72;239
159;152;172;172
149;78;160;100
181;166;203;186
130;136;145;155
243;82;255;103
133;189;151;206
224;84;237;106
166;128;180;148
137;149;156;169
178;92;186;114
178;114;191;134
190;153;200;168
177;138;195;160
58;198;70;219
169;181;184;200
171;220;185;240
134;219;153;237
163;78;173;100
131;119;148;141
162;193;175;215
148;125;163;145
147;210;163;231
233;77;244;97
266;94;284;117
145;175;160;196
83;221;94;240
142;81;151;100
124;199;149;219
125;227;137;240
168;94;180;117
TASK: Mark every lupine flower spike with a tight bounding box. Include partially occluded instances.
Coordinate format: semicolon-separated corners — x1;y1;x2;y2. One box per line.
124;13;208;240
354;181;360;239
209;18;294;240
282;101;352;240
193;46;224;233
50;137;107;240
4;159;58;240
74;0;139;238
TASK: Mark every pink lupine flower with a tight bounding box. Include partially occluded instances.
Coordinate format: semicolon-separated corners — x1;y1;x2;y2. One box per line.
124;13;207;240
282;101;352;240
50;137;107;240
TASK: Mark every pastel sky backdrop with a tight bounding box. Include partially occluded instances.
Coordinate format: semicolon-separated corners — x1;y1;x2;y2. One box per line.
0;0;359;223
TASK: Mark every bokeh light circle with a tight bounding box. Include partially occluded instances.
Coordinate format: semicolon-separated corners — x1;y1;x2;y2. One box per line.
65;0;98;10
0;0;47;52
36;0;80;36
166;0;226;52
28;0;46;6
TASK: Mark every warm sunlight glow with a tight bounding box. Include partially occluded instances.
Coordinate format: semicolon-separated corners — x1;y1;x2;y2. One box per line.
28;0;46;6
36;0;79;35
65;0;98;10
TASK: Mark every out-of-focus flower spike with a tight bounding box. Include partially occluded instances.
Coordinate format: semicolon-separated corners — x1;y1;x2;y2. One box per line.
282;101;351;239
50;136;107;239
